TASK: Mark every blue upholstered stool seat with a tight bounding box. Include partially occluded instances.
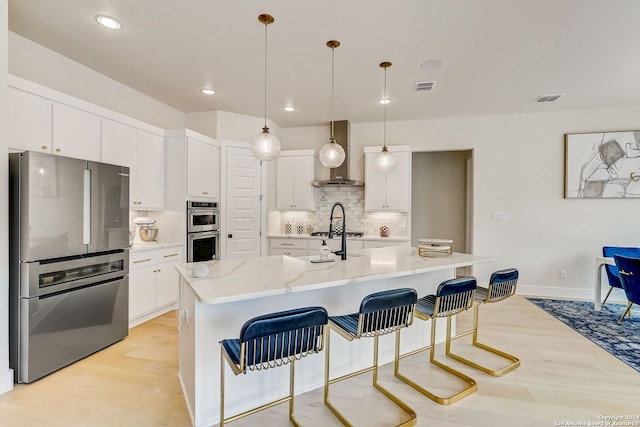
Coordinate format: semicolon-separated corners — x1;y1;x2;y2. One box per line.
326;314;359;337
219;306;328;426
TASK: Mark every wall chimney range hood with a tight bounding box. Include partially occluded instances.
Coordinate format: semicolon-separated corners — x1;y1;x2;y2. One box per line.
312;120;364;187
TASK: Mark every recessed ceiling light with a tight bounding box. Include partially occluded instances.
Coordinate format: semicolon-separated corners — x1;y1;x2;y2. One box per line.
378;98;391;105
96;15;122;30
420;59;443;71
201;88;216;95
283;106;296;112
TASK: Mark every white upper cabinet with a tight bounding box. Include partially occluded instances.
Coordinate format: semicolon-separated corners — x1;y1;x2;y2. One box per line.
187;137;220;200
8;88;101;161
135;130;165;210
364;146;411;212
7;87;51;153
52;103;101;161
101;118;165;210
276;150;318;211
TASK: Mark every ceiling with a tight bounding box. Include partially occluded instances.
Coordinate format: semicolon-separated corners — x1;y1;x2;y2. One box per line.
8;0;640;128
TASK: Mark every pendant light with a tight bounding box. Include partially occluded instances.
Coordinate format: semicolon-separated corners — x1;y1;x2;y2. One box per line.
251;14;281;162
319;40;346;168
374;61;397;173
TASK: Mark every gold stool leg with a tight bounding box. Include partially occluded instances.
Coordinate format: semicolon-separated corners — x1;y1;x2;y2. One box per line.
325;328;417;426
446;302;520;377
220;346;226;427
618;301;633;324
394;316;476;405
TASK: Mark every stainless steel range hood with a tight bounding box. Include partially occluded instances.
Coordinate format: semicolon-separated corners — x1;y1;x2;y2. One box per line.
312;120;364;187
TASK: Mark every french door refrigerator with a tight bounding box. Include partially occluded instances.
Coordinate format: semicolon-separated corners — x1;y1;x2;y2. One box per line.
9;151;131;383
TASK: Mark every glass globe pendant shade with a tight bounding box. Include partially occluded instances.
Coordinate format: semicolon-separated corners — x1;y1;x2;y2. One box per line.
319;140;345;168
251;127;281;161
374;146;397;173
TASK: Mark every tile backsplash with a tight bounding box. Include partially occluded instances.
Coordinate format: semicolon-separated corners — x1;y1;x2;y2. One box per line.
279;187;407;236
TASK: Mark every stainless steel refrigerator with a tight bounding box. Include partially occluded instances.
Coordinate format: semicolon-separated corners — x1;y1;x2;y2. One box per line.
9;151;131;383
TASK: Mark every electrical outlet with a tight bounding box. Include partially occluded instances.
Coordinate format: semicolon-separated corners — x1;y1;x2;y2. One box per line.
559;270;567;279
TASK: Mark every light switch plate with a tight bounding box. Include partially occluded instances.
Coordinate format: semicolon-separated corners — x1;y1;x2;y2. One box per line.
491;211;508;221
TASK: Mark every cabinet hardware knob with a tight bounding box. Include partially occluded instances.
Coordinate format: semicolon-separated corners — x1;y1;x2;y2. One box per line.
41;145;48;150
55;148;61;152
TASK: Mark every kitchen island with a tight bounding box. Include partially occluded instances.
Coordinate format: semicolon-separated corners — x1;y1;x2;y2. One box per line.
175;246;493;427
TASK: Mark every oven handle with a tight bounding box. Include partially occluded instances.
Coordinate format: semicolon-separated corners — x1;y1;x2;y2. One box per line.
188;231;220;239
188;209;219;214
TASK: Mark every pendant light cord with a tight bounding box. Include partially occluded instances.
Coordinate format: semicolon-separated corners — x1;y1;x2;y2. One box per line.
330;45;335;142
383;65;387;149
263;21;268;129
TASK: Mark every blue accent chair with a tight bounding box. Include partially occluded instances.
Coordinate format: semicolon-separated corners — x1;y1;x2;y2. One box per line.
602;247;640;305
447;268;521;376
612;255;640;324
324;288;418;427
394;277;478;405
219;306;328;426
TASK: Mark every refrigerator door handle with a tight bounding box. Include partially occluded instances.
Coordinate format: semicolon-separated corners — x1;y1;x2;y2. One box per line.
83;168;91;244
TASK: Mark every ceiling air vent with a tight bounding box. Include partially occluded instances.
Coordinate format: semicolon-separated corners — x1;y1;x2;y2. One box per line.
415;81;436;92
534;94;565;103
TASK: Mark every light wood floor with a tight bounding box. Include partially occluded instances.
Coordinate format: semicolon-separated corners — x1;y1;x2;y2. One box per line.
1;295;639;427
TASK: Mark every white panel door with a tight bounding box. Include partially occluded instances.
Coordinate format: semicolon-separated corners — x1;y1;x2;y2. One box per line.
226;145;261;259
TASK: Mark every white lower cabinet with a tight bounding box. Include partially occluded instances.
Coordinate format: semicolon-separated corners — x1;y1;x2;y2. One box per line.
363;240;410;249
269;238;308;257
129;246;183;326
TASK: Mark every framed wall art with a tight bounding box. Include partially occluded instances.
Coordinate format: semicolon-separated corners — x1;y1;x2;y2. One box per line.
565;130;640;198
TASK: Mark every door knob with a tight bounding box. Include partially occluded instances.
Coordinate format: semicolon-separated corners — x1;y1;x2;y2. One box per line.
227;234;233;238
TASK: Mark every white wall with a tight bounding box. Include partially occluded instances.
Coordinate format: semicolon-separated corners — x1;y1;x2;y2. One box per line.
1;0;14;395
279;109;640;300
8;32;185;129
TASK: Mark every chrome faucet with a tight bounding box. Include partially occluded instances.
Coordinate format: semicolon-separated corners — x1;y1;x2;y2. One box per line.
328;202;347;260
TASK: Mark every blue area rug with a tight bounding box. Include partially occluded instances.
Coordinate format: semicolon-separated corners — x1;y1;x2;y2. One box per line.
526;298;640;373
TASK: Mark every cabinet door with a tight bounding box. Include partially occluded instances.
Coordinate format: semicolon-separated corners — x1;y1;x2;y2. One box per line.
7;87;52;153
52;103;101;161
384;151;410;211
276;156;295;209
364;151;410;212
101;119;137;207
129;265;157;319
155;249;182;307
156;261;180;307
293;156;316;210
136;130;165;210
187;138;218;199
277;155;316;210
364;153;387;211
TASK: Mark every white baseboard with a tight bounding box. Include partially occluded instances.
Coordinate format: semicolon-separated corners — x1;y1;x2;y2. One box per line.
518;284;628;304
0;369;14;395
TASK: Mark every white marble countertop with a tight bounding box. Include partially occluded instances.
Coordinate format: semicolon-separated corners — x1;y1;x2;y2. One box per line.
129;242;183;253
267;233;410;241
175;246;492;305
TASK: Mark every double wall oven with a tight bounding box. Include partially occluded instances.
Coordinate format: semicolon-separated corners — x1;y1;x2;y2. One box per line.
187;201;220;262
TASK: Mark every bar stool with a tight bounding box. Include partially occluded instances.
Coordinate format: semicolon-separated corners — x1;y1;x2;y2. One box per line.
394;277;478;405
324;288;418;427
219;306;328;426
447;268;520;376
